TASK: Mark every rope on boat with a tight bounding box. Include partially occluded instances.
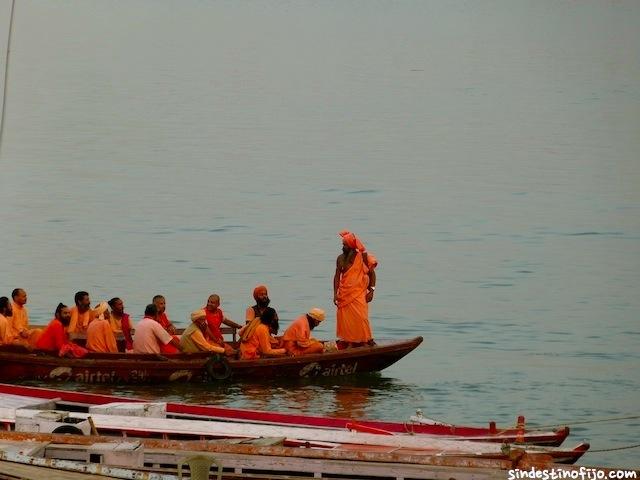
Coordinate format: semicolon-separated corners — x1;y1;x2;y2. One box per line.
587;443;640;453
533;415;640;429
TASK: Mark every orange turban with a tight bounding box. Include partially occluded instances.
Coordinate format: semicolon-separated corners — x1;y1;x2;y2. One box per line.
253;285;268;301
339;230;366;252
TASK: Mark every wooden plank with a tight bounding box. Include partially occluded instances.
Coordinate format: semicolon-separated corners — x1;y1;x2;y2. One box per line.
143;448;507;480
0;393;60;410
1;407;510;454
0;431;515;470
0;459;117;480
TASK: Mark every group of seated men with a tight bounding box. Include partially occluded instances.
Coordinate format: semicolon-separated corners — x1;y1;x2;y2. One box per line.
0;285;327;360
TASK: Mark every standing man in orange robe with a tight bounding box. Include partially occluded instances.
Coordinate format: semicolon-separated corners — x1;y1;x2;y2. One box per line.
333;231;378;347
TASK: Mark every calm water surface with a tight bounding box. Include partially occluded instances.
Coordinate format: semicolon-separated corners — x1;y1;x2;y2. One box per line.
1;0;639;468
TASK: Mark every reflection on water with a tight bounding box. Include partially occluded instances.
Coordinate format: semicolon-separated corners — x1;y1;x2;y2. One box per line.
19;374;421;422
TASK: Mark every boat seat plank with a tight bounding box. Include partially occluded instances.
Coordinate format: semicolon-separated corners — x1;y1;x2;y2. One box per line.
0;393;61;410
0;440;49;457
239;436;286;446
143;449;506;480
0;459;117;480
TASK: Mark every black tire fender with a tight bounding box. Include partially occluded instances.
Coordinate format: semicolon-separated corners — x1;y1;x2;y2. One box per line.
52;425;84;435
205;354;231;381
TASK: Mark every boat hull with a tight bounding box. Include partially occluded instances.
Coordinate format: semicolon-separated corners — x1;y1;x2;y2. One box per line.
0;337;422;384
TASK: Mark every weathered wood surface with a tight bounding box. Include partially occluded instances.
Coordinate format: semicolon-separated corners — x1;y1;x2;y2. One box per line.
0;406;527;454
0;460;117;480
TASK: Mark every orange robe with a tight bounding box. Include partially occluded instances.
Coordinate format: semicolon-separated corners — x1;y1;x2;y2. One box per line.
282;315;323;356
0;314;11;345
68;307;96;334
336;251;377;343
180;323;225;354
8;303;41;346
86;318;118;353
158;312;180;354
35;318;69;353
240;323;285;360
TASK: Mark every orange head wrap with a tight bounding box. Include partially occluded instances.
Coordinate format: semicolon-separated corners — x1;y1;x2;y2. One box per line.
339;230;366;252
253;285;268;301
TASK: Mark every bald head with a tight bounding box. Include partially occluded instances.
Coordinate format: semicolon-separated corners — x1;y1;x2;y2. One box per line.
206;294;221;312
11;288;27;306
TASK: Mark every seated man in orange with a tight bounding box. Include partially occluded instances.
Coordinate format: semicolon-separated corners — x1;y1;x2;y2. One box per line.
239;307;286;360
244;284;282;348
86;302;118;353
8;288;41;346
203;294;241;356
245;285;279;323
180;310;226;354
152;294;180;354
36;303;73;353
68;291;99;334
0;297;12;345
108;297;134;352
282;308;325;356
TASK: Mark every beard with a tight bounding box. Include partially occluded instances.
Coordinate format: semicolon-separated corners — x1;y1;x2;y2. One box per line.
257;297;270;308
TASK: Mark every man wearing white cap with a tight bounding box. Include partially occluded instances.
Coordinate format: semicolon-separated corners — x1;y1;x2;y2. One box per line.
180;310;226;354
282;308;325;356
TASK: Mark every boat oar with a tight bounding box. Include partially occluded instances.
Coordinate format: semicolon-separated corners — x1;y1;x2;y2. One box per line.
346;422;394;435
87;416;99;436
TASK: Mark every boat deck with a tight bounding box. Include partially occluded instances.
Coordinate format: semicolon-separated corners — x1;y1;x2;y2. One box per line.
0;393;60;410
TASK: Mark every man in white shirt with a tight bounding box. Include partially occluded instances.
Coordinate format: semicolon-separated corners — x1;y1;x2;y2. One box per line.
133;304;183;354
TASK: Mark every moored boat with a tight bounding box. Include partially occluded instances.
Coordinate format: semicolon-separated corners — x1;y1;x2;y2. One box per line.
0;430;594;478
0;405;590;465
0;383;570;447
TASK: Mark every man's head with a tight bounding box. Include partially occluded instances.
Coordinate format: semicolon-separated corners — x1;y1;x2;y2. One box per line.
260;306;279;334
306;307;325;330
55;303;71;327
11;288;27;306
152;295;166;314
339;230;365;254
190;309;207;332
0;297;12;317
253;285;270;308
74;291;90;311
108;297;124;316
94;301;109;319
206;294;220;312
144;303;159;319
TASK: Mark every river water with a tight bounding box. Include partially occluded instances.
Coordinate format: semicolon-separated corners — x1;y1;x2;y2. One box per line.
0;0;638;468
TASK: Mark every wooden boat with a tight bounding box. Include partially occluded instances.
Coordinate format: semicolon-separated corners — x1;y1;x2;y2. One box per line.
0;406;590;465
0;336;422;383
0;383;571;447
0;431;597;478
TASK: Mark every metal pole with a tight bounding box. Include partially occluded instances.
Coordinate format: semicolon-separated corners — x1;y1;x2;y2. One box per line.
0;0;16;156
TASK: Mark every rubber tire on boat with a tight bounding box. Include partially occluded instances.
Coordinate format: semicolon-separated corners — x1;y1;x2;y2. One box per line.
205;354;231;381
52;425;84;435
